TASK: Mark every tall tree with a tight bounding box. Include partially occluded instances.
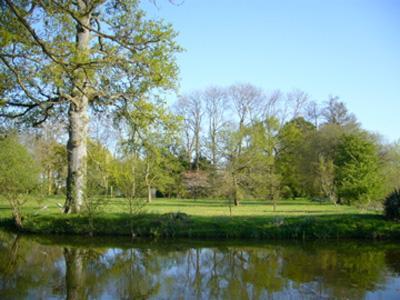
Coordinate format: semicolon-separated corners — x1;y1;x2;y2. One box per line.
204;86;228;167
247;117;281;210
304;100;322;128
227;83;264;129
221;122;255;206
0;1;180;213
322;96;358;127
140;109;181;203
29;123;67;195
277;117;316;198
175;92;204;170
121;97;181;202
87;139;114;197
334;133;382;205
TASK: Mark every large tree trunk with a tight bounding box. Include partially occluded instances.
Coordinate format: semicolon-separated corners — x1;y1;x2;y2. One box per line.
64;2;90;213
65;98;88;213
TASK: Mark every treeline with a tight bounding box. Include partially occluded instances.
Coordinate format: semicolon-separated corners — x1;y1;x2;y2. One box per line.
2;83;399;208
172;84;399;207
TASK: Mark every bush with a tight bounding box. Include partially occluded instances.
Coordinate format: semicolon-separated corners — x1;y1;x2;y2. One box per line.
384;190;400;220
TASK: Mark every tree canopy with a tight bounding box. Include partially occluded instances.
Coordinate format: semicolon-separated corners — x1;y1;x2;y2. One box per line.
0;0;181;212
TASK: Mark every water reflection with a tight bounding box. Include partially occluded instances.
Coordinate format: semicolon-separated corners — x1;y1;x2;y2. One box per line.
0;230;399;299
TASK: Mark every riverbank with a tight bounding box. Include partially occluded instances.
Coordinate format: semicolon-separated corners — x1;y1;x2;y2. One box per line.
0;197;399;239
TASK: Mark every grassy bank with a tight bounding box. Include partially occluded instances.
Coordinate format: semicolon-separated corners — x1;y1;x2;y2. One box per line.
0;197;399;240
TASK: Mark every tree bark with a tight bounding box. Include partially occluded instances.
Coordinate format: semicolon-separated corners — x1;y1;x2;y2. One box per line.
12;207;23;230
65;98;88;213
145;161;152;203
147;185;152;203
232;174;240;206
194;125;200;170
64;2;90;213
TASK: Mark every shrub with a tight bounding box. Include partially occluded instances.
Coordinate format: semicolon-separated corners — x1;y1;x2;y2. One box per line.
384;190;400;220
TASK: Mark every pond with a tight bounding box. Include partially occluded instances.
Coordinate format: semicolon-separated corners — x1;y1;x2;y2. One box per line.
0;230;399;299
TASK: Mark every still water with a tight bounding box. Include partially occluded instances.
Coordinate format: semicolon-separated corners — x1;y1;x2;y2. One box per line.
0;230;399;300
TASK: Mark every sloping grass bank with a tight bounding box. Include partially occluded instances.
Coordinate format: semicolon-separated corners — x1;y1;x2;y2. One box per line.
0;197;399;240
1;212;399;240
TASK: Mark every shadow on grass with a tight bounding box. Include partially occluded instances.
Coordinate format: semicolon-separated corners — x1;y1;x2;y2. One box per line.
148;202;230;208
270;210;356;214
146;199;338;208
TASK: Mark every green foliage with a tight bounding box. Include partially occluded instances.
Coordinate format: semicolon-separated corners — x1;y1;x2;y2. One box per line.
277;117;316;197
0;135;40;227
380;142;400;195
0;136;39;194
314;155;336;203
0;1;182;212
298;124;345;197
32;134;67;195
384;190;400;220
246;117;281;202
120;96;183;200
0;1;182;124
112;155;138;199
335;133;382;205
87;140;115;196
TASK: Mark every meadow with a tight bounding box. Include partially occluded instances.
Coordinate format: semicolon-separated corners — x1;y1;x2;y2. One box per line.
0;196;367;218
1;196;399;240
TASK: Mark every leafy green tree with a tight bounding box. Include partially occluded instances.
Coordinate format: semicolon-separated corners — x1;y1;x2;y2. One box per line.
299;123;347;197
276;117;315;198
122;98;182;202
33;134;67;196
380;141;400;195
0;135;40;228
314;154;336;203
334;133;382;205
220;125;250;206
0;0;181;213
87;139;115;197
246;117;281;210
141;130;181;203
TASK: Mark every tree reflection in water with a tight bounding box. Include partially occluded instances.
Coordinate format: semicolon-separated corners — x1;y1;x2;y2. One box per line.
1;230;400;299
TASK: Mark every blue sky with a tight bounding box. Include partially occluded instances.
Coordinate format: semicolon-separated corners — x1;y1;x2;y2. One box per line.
145;0;400;142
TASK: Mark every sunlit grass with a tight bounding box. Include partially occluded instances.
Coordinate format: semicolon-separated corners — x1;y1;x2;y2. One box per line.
1;195;394;240
0;195;372;219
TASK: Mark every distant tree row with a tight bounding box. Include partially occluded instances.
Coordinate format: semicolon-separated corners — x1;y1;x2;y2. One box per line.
173;84;398;208
2;83;399;213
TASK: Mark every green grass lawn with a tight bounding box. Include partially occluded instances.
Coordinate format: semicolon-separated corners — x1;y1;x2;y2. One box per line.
0;196;370;218
1;196;399;240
